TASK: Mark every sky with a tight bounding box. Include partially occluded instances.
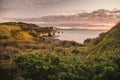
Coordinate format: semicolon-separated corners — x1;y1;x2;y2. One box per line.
0;0;120;19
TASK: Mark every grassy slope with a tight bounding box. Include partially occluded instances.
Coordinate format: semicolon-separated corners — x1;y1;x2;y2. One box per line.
92;23;120;54
0;22;34;40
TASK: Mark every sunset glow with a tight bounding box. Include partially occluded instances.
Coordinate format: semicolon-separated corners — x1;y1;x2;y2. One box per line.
0;0;120;30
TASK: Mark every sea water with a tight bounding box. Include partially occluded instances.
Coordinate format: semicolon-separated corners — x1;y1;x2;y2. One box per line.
55;29;106;43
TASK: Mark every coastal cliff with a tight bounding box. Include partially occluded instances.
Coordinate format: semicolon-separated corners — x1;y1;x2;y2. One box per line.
0;22;56;40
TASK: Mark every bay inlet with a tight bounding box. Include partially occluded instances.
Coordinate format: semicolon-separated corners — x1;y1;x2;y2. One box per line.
55;29;107;43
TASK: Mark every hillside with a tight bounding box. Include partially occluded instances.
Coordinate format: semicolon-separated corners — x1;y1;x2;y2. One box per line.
0;22;56;40
89;23;120;54
0;22;36;40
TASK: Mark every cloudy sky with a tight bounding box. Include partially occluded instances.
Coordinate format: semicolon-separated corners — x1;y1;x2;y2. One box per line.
0;0;120;19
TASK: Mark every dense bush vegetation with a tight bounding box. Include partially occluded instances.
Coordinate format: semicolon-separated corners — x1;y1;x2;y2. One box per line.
0;52;120;80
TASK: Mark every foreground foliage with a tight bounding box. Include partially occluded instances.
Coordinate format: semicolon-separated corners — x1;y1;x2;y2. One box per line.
0;52;120;80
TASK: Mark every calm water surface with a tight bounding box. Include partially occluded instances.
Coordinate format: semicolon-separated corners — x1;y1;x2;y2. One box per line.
55;29;107;43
